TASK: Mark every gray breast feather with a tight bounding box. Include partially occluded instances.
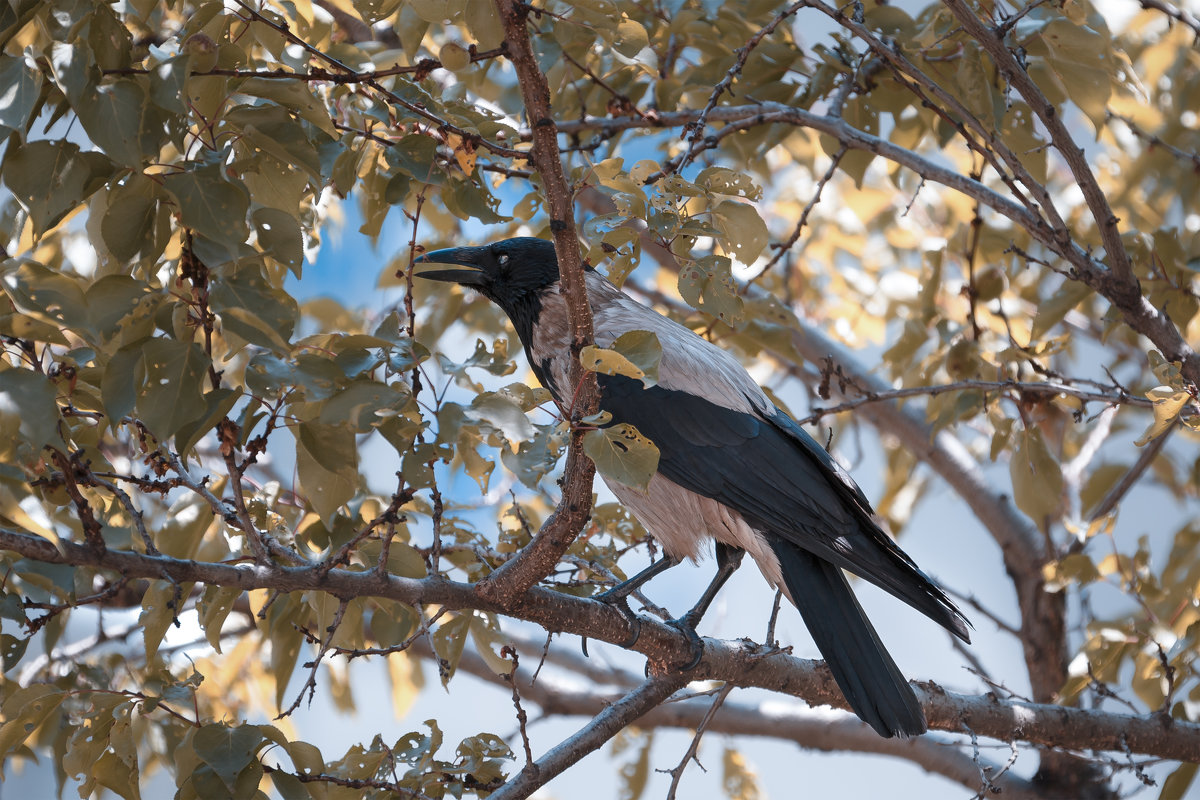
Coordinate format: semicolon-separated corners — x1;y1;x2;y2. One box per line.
587;274;768;416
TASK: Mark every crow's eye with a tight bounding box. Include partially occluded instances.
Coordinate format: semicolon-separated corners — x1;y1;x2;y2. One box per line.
496;252;509;266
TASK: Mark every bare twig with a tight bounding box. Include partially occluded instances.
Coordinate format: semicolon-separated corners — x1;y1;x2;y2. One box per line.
796;377;1149;425
488;674;689;800
1135;0;1200;37
281;598;349;717
663;682;735;799
1088;421;1175;521
677;0;805;172
502;647;535;767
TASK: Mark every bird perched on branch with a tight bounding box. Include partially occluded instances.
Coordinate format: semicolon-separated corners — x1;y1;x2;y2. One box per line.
418;236;970;738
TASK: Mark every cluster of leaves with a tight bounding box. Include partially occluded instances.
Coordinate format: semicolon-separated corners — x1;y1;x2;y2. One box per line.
0;0;1198;797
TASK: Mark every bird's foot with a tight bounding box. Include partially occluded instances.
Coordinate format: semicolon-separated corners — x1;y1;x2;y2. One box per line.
582;590;643;656
665;615;705;671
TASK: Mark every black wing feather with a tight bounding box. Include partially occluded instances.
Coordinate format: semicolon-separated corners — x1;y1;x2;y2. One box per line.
596;373;969;642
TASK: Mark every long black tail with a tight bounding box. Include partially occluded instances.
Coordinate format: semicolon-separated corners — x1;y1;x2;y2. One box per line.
771;539;926;738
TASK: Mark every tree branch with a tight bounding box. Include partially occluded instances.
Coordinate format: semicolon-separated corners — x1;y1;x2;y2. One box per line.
939;0;1134;287
488;674;689;799
476;0;599;606
4;527;1199;762
414;636;1050;798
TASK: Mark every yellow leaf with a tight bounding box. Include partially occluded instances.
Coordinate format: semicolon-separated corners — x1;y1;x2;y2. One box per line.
1134;385;1190;446
445;132;477;174
580;344;645;381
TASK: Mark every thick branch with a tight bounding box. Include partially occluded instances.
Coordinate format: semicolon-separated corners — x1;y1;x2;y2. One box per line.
475;0;599;605
412;636;1048;798
4;528;1199;762
557;103;1045;236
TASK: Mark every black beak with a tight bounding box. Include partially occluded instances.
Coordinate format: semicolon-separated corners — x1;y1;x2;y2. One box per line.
414;246;490;287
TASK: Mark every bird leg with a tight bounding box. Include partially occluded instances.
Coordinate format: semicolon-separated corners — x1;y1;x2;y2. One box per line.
588;554;681;651
669;543;745;671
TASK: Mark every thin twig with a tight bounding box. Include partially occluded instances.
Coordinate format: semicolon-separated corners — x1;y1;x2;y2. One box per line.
1088;421;1175;521
663;682;735;799
280;598;349;717
677;1;805;172
488;674;689;800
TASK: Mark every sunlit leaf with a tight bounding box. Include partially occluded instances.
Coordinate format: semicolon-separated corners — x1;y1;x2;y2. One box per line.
583;422;660;491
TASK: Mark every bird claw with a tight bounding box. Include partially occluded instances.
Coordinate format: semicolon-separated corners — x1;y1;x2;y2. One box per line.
583;591;643;657
667;616;705;671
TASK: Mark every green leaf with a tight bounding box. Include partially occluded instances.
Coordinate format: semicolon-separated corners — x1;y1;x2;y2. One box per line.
2;140;99;237
501;422;567;488
457;428;494;493
209;266;298;353
140;580;192;662
614;18;649;57
149;54;189;115
469;615;515;675
431;613;470;686
0;685;63;758
295;420;358;522
0;368;62;460
74;79;159;168
712;200;769;263
678;255;744;324
318;380;405;432
236;76;337;136
464;0;504;49
0;54;40;139
46;41;91;104
696;167;761;200
442;176;509;224
102;175;163;263
163;165;251;253
92;749;142;800
101;342;144;426
267;594;305;707
85;275;155;343
226;104;323;182
583;423;660;491
1030;280;1091;340
252;207;304;274
2;260;88;331
467;392;535;443
954;42;999;127
1009;427;1063;526
409;0;466;23
1160;761;1198;800
174;387;243;459
242;154;311;216
1031;20;1113;129
193;723;265;794
137;339;211;441
1;633;28;671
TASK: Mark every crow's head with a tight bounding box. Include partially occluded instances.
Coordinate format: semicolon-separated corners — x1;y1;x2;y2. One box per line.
416;237;562;319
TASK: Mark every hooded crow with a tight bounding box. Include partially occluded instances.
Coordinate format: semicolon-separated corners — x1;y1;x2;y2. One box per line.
418;236;970;737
